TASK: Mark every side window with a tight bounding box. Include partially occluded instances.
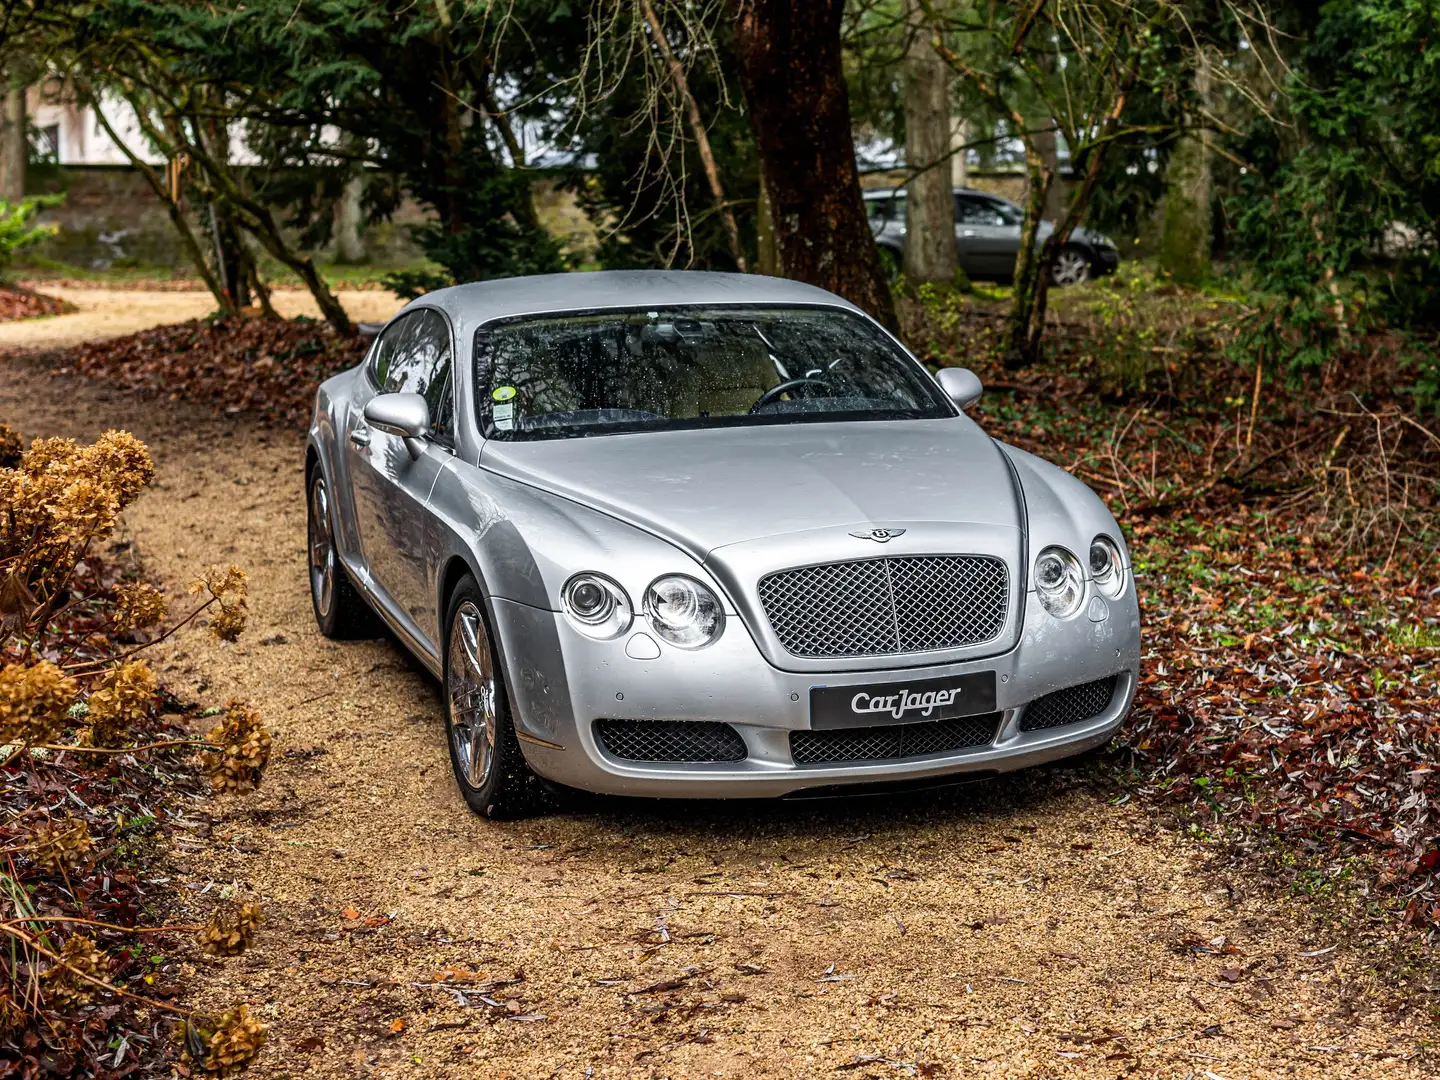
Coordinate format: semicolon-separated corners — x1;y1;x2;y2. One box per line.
369;309;455;442
368;314;412;390
413;311;456;443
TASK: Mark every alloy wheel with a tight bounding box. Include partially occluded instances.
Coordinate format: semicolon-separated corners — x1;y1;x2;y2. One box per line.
448;601;498;790
308;475;335;619
1050;248;1090;287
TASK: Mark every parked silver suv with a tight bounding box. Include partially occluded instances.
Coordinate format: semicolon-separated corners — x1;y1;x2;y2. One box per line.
866;187;1120;286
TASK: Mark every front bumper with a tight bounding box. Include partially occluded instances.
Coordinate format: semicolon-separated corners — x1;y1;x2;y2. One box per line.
488;582;1140;799
1093;246;1121;276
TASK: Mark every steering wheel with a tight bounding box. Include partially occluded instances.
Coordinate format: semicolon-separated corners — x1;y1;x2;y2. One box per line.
749;376;835;414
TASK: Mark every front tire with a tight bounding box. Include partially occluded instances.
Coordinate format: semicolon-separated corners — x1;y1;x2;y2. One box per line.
307;468;374;639
1049;244;1092;287
442;576;542;819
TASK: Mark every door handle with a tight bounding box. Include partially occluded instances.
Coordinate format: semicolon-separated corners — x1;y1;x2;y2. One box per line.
349;427;371;448
962;229;977;237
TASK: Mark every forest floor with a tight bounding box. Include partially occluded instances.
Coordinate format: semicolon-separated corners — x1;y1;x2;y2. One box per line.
1;330;1434;1075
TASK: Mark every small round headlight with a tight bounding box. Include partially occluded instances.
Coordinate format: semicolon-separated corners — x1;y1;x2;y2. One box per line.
1089;535;1126;599
644;575;724;648
1034;546;1084;618
562;573;631;638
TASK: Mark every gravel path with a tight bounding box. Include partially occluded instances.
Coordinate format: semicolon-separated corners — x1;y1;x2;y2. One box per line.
0;287;401;350
1;356;1428;1079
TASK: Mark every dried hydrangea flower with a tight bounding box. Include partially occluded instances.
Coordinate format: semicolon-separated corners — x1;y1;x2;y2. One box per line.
202;701;273;794
0;661;77;746
85;430;155;504
28;818;93;876
0;422;21;469
84;660;157;748
190;564;249;643
41;934;105;1010
199;901;263;957
112;581;168;631
180;1005;268;1075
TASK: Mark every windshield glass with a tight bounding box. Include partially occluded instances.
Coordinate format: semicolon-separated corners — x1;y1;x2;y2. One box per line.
475;306;951;440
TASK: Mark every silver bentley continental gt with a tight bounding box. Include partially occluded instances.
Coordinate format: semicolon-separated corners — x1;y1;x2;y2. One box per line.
305;271;1140;817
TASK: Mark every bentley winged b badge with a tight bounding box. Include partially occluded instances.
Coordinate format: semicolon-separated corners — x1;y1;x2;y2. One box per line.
848;527;907;543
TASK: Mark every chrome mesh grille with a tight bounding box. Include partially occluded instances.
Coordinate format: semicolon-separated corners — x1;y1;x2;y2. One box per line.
790;713;1001;766
1019;676;1118;732
758;555;1008;658
593;719;746;763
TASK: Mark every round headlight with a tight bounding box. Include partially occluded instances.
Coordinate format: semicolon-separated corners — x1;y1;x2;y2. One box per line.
1034;546;1084;618
562;573;631;638
1089;535;1126;599
644;575;724;648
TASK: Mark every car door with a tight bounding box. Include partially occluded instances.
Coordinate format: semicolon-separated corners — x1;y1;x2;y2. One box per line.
954;195;1020;278
344;308;456;652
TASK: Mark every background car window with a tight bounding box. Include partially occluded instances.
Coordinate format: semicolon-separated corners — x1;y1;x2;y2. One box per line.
866;193;905;223
954;195;1009;226
371;309;455;440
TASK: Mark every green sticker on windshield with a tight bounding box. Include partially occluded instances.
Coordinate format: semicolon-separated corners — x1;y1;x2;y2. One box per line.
491;385;517;402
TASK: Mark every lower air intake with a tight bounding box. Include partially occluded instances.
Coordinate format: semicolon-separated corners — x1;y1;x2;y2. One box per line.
593;719;747;763
1019;675;1119;732
790;713;1000;766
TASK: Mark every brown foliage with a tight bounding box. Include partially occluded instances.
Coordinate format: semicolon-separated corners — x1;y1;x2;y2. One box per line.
83;659;158;748
111;580;168;630
190;564;249;643
40;935;106;1011
0;660;76;745
179;1005;268;1076
56;315;366;428
202;700;272;794
198;901;263;957
26;818;94;876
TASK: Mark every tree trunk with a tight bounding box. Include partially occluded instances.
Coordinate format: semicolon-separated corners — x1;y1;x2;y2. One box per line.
951;116;969;189
901;0;958;285
1003;145;1055;368
1030;123;1067;223
1159;57;1212;285
209;203;253;310
756;157;781;276
0;84;26;202
731;0;896;328
334;174;367;264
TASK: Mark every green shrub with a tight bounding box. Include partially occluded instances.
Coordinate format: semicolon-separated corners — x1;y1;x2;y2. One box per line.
0;195;63;280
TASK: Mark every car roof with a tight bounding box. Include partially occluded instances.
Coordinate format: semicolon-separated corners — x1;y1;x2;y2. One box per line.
405;270;863;329
863;186;1007;201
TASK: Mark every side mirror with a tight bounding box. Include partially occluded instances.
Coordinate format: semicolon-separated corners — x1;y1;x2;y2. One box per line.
364;392;430;459
936;367;983;409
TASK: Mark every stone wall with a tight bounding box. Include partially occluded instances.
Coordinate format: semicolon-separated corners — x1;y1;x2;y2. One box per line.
23;164;434;272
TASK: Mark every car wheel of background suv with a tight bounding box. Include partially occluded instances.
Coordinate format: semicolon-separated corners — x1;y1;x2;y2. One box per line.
1049;244;1093;287
442;575;543;819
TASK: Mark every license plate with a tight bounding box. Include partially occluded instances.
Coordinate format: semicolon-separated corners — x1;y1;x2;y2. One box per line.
810;672;997;730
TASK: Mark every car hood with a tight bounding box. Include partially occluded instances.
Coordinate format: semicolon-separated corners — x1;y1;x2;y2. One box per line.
479;418;1023;560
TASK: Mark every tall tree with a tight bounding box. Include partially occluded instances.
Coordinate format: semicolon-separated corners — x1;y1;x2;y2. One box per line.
0;81;24;201
901;0;958;285
730;0;896;327
1159;56;1212;284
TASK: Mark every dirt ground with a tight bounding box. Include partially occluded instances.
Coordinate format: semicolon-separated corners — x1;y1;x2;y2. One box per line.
0;286;402;350
0;353;1431;1079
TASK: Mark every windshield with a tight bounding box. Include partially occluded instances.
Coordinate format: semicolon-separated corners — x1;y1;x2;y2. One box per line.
474;306;951;440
